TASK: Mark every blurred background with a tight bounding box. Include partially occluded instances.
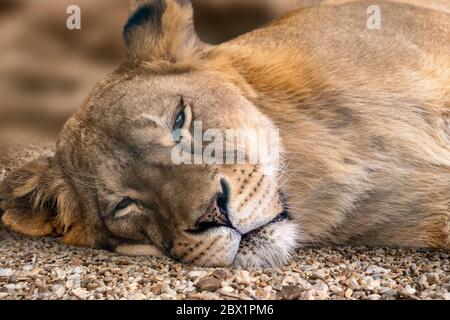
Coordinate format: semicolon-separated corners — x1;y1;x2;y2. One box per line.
0;0;448;155
0;0;315;149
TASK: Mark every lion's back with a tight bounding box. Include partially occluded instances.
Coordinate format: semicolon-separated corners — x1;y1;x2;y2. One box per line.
220;1;450;248
231;1;449;71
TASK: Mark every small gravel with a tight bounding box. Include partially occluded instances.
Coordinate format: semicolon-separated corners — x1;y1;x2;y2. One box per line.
0;229;449;300
1;142;450;300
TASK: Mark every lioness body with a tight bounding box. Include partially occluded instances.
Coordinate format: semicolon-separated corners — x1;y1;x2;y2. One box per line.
1;1;449;267
218;1;450;247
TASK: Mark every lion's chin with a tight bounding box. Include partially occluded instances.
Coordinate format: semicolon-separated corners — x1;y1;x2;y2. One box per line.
233;219;299;268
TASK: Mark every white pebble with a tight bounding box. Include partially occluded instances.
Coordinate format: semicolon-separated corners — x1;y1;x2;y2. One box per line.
53;285;66;298
235;270;251;284
127;282;138;291
311;281;329;299
344;288;353;298
128;292;146;300
348;278;359;289
54;268;67;280
221;286;235;293
329;284;343;294
362;276;380;290
71;288;89;299
404;285;416;295
311;270;327;280
164;286;177;296
366;265;389;274
188;271;207;279
0;269;13;277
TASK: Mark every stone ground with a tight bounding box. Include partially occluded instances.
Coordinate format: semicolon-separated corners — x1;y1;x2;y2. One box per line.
0;229;449;300
0;142;450;300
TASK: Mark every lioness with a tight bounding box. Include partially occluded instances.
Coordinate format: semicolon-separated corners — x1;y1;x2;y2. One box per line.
1;0;449;267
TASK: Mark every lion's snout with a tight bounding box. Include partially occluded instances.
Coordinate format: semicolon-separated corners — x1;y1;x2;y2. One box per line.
191;183;233;233
163;166;297;267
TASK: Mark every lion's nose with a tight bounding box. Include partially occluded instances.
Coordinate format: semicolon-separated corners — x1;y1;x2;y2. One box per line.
193;179;233;232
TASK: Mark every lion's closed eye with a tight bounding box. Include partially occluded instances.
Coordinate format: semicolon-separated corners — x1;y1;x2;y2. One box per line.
113;197;138;219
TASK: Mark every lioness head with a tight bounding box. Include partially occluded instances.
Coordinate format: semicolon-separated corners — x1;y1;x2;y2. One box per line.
0;0;298;267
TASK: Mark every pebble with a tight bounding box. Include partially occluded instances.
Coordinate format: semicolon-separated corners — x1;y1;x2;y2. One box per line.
0;269;14;277
297;278;312;290
211;269;229;280
277;285;304;300
344;288;353;298
95;286;107;293
352;291;367;299
426;273;440;286
415;275;429;290
71;288;90;300
362;276;380;290
151;283;164;295
128;292;146;300
310;270;327;280
202;292;218;300
281;275;296;285
70;257;83;266
379;286;398;297
410;263;418;275
329;284;343;294
96;254;109;261
347;278;360;290
235;270;251;284
164;286;177;296
195;277;222;292
220;286;235;293
311;281;329;299
188;271;207;279
53;285;66;298
54;268;67;280
366;265;389;274
404;285;416;295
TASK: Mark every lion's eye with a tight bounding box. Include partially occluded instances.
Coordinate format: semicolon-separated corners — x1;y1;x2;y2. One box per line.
115;197;134;211
173;108;186;131
173;98;189;132
113;197;135;218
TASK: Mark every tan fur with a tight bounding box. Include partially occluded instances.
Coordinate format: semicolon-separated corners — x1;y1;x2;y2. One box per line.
2;210;55;237
321;0;450;13
0;157;97;246
1;0;449;267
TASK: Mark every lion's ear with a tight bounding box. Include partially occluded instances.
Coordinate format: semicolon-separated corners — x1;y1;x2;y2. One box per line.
123;0;205;62
0;157;76;238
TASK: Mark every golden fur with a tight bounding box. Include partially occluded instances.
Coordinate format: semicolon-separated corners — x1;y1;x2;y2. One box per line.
1;0;449;267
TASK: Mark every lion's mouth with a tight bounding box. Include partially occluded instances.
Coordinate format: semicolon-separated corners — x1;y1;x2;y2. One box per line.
269;210;290;224
170;189;294;267
237;190;291;238
232;188;291;237
187;187;290;235
241;210;290;240
186;210;290;236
